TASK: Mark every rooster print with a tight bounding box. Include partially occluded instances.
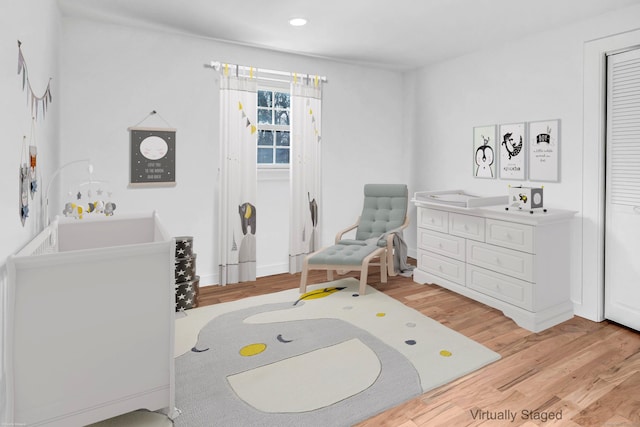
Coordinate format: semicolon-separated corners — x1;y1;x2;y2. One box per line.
499;123;526;180
501;132;523;160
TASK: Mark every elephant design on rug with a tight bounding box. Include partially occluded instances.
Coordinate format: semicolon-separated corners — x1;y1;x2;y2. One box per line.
175;296;422;427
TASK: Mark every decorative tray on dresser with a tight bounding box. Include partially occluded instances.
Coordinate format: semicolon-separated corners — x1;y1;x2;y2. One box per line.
412;190;577;333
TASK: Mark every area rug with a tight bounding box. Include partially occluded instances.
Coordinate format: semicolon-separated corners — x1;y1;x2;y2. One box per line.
173;278;500;426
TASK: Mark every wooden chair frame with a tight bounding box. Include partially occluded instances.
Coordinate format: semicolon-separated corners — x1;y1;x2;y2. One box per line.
300;216;410;295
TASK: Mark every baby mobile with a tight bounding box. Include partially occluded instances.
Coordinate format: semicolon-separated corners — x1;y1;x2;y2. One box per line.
17;40;52;226
62;179;117;220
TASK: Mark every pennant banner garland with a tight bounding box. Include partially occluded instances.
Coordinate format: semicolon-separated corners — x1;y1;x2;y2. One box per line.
238;101;257;135
17;40;53;121
308;101;321;143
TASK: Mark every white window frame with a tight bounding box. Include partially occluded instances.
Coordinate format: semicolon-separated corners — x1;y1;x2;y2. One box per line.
257;85;291;169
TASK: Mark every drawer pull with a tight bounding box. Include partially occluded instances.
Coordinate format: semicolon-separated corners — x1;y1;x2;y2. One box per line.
495;257;501;265
506;232;512;240
438;265;443;271
438;242;443;248
464;224;469;230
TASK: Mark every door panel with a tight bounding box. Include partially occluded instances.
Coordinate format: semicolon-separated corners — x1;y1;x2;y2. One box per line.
605;47;640;331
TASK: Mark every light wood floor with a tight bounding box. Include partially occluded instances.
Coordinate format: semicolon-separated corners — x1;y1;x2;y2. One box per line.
198;263;640;427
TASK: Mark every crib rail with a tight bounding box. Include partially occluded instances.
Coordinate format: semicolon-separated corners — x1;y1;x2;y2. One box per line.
15;221;58;257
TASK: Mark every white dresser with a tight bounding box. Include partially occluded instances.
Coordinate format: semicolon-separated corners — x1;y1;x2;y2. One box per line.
413;200;576;332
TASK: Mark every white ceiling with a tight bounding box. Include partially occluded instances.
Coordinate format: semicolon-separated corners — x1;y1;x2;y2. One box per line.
57;0;640;70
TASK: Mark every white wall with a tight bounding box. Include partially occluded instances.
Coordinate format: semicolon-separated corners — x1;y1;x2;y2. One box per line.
0;1;61;262
406;4;640;321
0;1;61;422
60;18;408;285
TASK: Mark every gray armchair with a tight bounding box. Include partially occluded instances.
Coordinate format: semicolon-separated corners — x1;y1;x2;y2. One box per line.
300;184;409;295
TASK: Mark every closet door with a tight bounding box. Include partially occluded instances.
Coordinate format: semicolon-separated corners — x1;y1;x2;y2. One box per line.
605;48;640;331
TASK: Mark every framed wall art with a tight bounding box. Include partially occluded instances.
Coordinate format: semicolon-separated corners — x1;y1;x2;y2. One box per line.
473;125;497;179
129;127;176;187
499;122;526;180
528;119;560;182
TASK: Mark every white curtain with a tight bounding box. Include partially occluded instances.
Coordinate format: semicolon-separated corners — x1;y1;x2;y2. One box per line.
218;72;258;285
289;77;323;273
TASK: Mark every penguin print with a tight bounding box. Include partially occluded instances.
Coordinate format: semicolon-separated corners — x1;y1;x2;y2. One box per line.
475;135;494;178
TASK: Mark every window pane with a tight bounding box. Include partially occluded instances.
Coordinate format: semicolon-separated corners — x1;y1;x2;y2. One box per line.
257;147;273;163
275;110;289;125
275;131;290;146
274;92;290;109
275;148;290;164
258;90;272;108
258;130;274;146
258;108;272;124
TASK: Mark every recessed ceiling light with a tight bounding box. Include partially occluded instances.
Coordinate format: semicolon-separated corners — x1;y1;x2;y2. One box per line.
289;18;307;27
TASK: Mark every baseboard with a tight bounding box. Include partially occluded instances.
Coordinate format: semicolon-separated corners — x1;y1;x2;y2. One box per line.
199;263;289;287
198;274;216;287
257;262;289;278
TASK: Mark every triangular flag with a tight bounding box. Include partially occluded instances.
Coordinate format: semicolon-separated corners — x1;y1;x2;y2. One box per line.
238;101;243;110
246;118;251;127
250;125;257;134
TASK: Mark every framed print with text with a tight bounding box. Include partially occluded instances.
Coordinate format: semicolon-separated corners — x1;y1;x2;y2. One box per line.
528;119;560;182
499;122;526;180
129;127;176;187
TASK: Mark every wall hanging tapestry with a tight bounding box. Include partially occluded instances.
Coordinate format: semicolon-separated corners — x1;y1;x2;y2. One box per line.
19;137;30;226
128;112;177;187
27;119;39;200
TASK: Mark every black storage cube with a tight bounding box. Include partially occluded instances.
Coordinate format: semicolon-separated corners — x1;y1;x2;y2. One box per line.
175;276;199;311
175;236;194;258
175;254;197;282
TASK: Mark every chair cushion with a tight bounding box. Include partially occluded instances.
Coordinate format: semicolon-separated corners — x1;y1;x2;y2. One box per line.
308;243;382;266
355;184;408;241
336;239;368;246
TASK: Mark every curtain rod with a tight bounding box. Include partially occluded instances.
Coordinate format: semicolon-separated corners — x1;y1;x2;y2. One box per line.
205;61;328;84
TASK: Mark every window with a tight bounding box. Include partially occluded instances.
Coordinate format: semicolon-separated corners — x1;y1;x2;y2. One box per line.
257;89;290;165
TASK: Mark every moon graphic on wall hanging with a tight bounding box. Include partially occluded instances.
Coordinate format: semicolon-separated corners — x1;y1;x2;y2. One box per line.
140;135;169;160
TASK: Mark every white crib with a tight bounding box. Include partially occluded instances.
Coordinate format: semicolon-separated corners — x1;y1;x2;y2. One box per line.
5;212;176;427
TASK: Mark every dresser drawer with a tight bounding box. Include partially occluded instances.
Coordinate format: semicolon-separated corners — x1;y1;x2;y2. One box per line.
467;265;533;310
418;208;449;233
486;219;534;253
418;249;465;285
466;240;534;282
449;213;485;241
418;229;465;261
